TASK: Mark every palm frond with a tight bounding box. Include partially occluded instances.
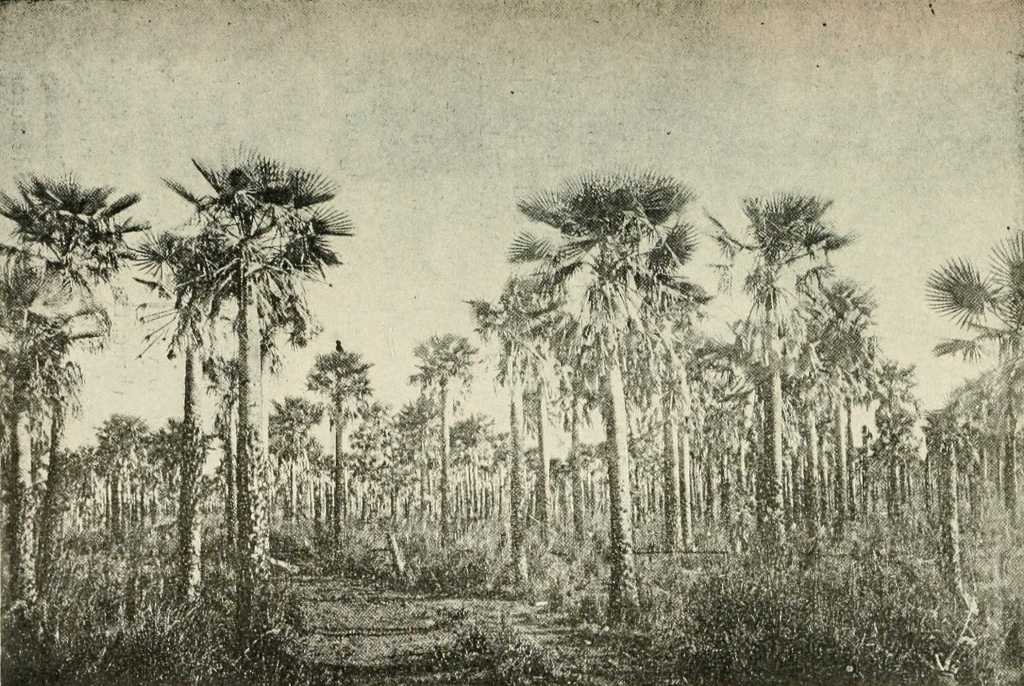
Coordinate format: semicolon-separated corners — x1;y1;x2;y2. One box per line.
926;258;992;328
933;337;985;361
508;231;553;264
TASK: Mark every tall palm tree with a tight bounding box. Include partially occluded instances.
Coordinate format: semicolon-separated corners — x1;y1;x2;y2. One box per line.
410;334;478;544
926;231;1024;526
710;194;853;550
307;343;373;537
1;174;144;598
514;171;703;624
0;258;108;604
165;152;352;639
134;231;216;602
469;276;560;581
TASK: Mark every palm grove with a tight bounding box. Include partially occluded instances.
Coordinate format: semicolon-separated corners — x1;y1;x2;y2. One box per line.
1;160;1019;642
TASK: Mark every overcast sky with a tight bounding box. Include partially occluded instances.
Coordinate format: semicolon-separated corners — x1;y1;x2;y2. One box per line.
1;0;1021;451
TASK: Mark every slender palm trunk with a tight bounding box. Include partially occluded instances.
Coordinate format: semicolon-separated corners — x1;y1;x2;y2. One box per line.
333;412;348;538
236;270;268;641
178;345;205;602
508;362;528;584
605;359;639;625
805;405;821;537
570;395;586;542
38;406;66;594
1005;412;1018;527
440;383;452;544
223;403;238;552
535;378;550;542
662;388;682;549
763;369;786;549
941;437;963;597
8;407;37;606
834;393;849;538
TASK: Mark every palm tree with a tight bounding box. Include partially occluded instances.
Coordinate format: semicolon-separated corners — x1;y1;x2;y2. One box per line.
133;231;216;602
165;152;352;639
469;276;560;581
395;396;439;520
307;343;373;537
514;171;703;624
802;279;878;536
268;396;324;523
95;414;151;539
926;231;1024;526
710;194;853;550
410;334;478;544
1;174;144;597
0;258;108;604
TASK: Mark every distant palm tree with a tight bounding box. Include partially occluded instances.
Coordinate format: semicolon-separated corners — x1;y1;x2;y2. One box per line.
926;231;1024;526
307;344;373;537
1;174;144;598
165;152;352;639
710;193;852;550
269;396;324;522
514;171;703;624
469;276;559;582
95;414;151;539
410;334;478;544
803;279;877;536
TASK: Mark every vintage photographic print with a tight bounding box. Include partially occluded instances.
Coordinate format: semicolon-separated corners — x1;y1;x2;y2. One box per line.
1;1;1021;684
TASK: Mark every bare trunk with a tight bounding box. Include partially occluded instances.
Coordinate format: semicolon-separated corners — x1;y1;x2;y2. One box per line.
508;361;528;584
235;270;268;641
834;394;849;538
38;407;66;594
178;344;205;602
662;389;682;549
570;396;586;542
535;379;550;542
8;408;37;605
605;359;639;625
440;383;452;544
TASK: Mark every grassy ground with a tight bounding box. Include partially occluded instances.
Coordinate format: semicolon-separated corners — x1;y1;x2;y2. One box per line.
2;506;1022;685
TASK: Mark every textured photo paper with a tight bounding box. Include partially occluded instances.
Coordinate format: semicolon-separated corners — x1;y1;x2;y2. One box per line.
1;2;1022;684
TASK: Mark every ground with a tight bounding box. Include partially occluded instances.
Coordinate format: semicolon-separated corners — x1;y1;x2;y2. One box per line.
281;573;646;685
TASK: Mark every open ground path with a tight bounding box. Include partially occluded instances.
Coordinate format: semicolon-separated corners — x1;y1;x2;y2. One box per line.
280;574;649;685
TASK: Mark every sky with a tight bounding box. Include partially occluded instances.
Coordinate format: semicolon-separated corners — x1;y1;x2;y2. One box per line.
1;0;1021;453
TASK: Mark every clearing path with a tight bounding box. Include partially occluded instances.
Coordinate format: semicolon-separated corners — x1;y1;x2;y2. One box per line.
281;574;642;685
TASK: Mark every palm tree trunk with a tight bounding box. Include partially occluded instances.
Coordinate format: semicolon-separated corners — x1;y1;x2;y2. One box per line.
38;406;66;594
805;405;821;537
223;404;238;552
535;379;550;542
1005;412;1018;527
178;344;205;602
440;383;452;544
834;394;849;538
333;412;347;537
941;437;963;597
570;395;586;542
235;270;268;641
509;363;528;585
605;358;639;625
762;356;786;550
8;407;37;605
662;390;682;550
